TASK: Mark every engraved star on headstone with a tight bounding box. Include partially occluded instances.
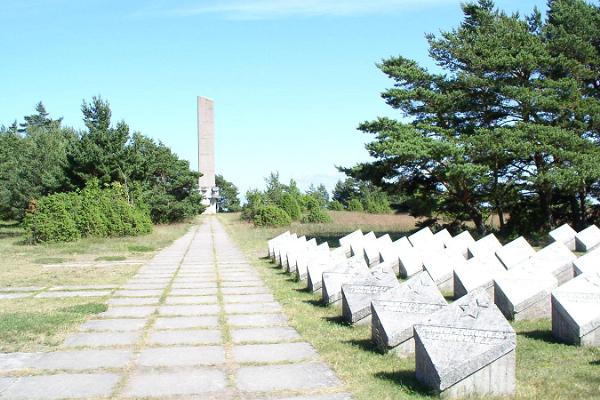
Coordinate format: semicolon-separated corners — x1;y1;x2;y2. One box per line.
583;274;600;290
460;297;489;319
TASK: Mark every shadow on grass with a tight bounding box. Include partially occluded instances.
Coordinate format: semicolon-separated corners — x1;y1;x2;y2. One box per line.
0;231;23;240
519;329;562;344
345;338;381;353
590;359;600;366
374;370;433;396
304;298;327;308
294;286;312;294
325;315;349;327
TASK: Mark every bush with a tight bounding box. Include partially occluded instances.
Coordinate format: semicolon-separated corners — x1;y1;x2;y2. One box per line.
363;193;392;214
302;208;332;223
278;193;302;221
328;200;344;211
347;198;364;212
25;182;152;243
253;205;292;227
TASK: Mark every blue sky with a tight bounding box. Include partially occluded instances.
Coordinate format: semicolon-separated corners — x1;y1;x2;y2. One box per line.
1;0;544;197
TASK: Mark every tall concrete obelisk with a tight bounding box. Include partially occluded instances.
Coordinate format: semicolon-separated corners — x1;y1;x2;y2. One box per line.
197;96;218;214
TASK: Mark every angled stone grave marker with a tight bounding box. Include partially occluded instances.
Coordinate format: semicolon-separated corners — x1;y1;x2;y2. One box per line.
494;265;558;320
371;272;447;355
339;229;363;257
434;229;453;248
364;234;393;267
272;233;294;263
268;231;290;259
422;248;467;294
275;234;297;265
322;256;370;304
306;249;348;292
573;247;600;276
380;237;412;276
398;246;425;278
281;236;306;270
349;232;376;259
445;230;475;259
414;289;516;398
552;271;600;346
453;256;507;299
296;242;329;281
495;236;536;270
521;241;576;284
549;224;577;251
575;225;600;252
286;238;316;273
341;265;400;324
467;233;502;260
409;227;444;251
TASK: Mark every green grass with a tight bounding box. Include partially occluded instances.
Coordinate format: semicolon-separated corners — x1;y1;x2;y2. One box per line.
95;255;127;261
34;257;67;265
128;244;155;252
218;213;600;400
0;302;107;352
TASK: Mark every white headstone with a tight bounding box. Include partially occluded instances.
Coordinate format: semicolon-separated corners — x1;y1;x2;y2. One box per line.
453;256;507;300
306;249;347;292
434;229;453;248
549;224;577;251
371;272;447;356
296;242;329;281
520;241;576;284
467;233;502;259
575;225;600;252
495;236;536;270
349;232;376;258
322;256;370;304
363;234;393;267
414;289;516;398
380;237;413;276
409;227;444;251
552;271;600;346
573;247;600;276
398;246;425;278
275;233;297;265
494;266;558;320
341;265;400;324
338;229;363;257
281;236;306;269
445;230;475;259
286;238;317;273
268;231;290;259
422;249;467;294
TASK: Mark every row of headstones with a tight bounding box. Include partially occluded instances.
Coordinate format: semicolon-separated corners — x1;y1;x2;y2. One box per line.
267;225;600;398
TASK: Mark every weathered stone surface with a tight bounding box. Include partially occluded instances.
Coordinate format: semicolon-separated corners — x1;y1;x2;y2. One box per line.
574;247;600;276
137;345;225;366
296;242;330;281
397;246;425;278
434;229;453;248
275;233;298;265
322;256;370;304
34;349;133;370
113;289;163;297
222;294;275;303
107;297;160;306
100;306;156;318
363;234;392;267
231;327;301;344
341;266;400;324
338;229;363;257
408;227;438;250
0;293;31;300
0;373;120;399
306;251;347;292
171;281;217;289
0;352;42;372
232;342;317;363
495;236;536;270
0;286;45;292
349;232;376;260
453;256;507;299
468;234;502;260
549;223;577;251
414;290;516;397
153;316;219;329
164;295;218;305
552;271;600;346
235;362;341;392
224;302;282;314
445;230;475;259
379;237;412;275
48;285;117;291
256;395;352;400
422;249;467;293
494;266;558;320
269;231;291;258
35;290;112;298
287;238;317;273
122;367;228;397
159;304;220;316
221;286;271;295
121;283;166;290
576;225;600;252
63;331;141;347
170;288;218;296
371;272;447;355
521;241;576;284
80;318;147;332
226;313;288;327
148;329;222;345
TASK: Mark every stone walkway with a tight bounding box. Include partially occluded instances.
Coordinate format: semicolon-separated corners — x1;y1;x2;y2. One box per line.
0;217;350;399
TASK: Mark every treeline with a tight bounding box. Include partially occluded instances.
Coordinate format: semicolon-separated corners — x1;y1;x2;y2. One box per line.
344;0;600;237
0;98;204;238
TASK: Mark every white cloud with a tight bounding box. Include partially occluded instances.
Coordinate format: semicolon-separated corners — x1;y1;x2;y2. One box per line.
144;0;455;20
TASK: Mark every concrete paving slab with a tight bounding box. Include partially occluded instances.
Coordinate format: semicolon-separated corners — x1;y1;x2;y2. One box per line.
164;295;218;305
232;342;317;363
147;329;222;345
159;304;220;316
231;327;301;344
137;346;225;367
235;362;342;392
225;302;282;314
226;313;288;327
0;373;120;399
79;318;147;332
122;368;228;398
63;331;140;347
100;306;156;318
153;316;219;330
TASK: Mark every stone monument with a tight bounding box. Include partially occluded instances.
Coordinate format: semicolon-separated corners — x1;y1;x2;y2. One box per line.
197;96;219;214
